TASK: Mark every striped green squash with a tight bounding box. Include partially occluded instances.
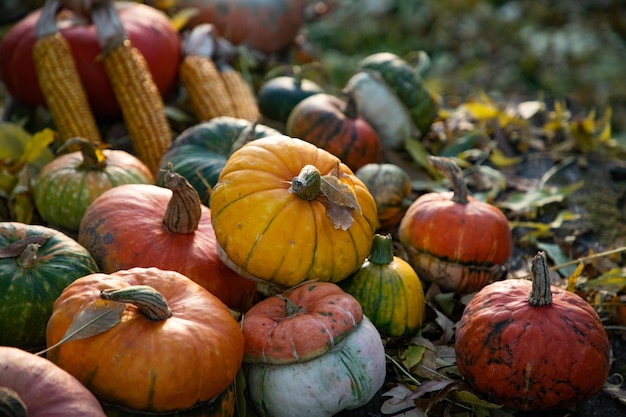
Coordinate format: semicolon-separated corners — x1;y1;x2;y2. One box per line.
358;52;438;136
156;116;281;205
0;222;98;349
340;233;425;338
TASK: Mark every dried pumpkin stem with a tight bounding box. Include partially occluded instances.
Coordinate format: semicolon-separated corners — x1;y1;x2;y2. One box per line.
58;137;107;169
0;387;27;417
528;251;553;306
428;156;469;204
289;165;322;201
276;294;303;317
163;166;203;234
17;243;40;269
100;285;172;321
368;234;394;265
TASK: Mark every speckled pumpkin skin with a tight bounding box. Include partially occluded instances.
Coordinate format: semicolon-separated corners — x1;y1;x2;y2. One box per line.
454;279;611;411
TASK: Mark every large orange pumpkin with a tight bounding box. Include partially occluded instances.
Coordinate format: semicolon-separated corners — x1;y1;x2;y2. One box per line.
46;267;244;413
209;135;378;288
78;170;256;311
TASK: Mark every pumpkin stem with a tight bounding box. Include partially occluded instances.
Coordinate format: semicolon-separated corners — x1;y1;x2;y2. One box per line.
428;156;469;204
17;243;40;269
276;294;304;317
528;251;553;306
367;234;394;265
58;137;107;169
100;285;172;321
289;165;322;201
163;164;203;234
0;387;27;417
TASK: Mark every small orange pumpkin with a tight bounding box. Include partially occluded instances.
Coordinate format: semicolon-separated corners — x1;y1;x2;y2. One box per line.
398;156;512;293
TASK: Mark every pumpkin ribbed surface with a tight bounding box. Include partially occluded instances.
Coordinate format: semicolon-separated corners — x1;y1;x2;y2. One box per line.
455;259;611;410
46;267;244;413
209;135;378;287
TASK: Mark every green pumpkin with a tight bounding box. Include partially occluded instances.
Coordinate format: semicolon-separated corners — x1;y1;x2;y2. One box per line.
358;52;438;135
156;117;281;205
33;138;154;233
258;75;324;124
0;222;98;349
340;233;425;338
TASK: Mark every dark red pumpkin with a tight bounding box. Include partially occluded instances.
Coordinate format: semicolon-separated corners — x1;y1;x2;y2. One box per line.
286;93;382;171
0;1;181;118
455;251;611;410
398;157;512;293
77;170;256;311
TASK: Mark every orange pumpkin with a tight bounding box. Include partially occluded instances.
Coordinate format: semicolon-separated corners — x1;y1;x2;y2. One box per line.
77;170;256;311
398;157;512;293
46;267;244;413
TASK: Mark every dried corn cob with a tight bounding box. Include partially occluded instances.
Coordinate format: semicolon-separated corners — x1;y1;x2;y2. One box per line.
179;54;236;121
220;65;260;122
103;39;171;174
32;32;102;144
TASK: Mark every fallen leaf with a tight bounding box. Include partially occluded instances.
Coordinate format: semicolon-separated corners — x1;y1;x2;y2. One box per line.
37;299;125;356
0;236;48;258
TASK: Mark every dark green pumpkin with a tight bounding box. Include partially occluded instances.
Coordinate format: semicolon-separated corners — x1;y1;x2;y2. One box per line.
358;52;438;135
258;75;324;124
0;222;98;349
340;234;425;338
156;117;281;205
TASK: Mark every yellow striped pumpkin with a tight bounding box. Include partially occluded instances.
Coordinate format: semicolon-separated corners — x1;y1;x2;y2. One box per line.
210;135;378;288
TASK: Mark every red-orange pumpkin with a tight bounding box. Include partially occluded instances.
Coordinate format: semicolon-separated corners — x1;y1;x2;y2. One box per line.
286;93;382;171
77;170;256;311
455;251;611;410
0;1;180;118
398;157;512;293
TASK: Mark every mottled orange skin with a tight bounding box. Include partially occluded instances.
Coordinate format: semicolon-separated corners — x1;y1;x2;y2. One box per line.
78;183;256;311
46;268;244;412
455;279;610;411
398;191;512;293
242;282;363;364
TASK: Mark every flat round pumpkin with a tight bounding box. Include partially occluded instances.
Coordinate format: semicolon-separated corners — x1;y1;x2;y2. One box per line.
209;135;378;287
46;267;244;413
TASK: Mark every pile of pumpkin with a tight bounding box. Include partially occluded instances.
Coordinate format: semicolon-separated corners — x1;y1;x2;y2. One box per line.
0;0;613;416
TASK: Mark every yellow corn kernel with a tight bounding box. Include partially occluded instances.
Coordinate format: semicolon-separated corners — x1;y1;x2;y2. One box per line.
179;54;236;121
32;32;101;144
103;39;171;174
221;67;260;122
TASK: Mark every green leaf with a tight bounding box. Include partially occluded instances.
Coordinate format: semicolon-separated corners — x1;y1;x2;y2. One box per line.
401;344;426;371
582;268;626;293
405;135;439;178
536;241;576;276
37;299;125;356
